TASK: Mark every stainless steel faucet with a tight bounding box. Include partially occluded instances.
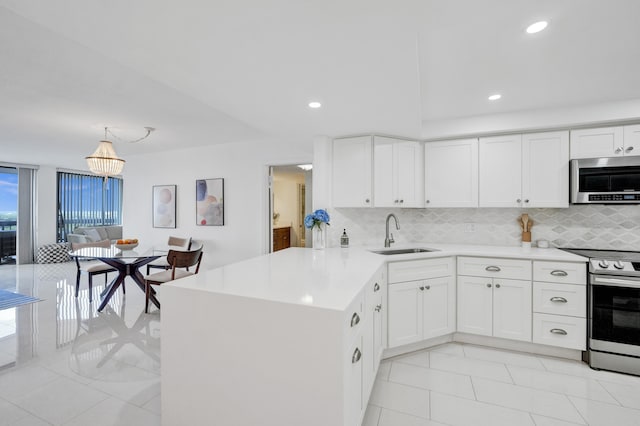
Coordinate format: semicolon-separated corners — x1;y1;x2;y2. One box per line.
384;213;400;247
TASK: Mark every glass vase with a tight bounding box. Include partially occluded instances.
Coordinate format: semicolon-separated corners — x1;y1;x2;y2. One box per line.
312;224;326;250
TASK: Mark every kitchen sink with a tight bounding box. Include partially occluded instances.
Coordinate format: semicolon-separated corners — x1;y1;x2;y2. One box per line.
369;248;438;255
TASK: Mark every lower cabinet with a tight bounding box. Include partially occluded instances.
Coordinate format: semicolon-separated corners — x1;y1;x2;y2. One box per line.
388;275;455;347
457;276;532;342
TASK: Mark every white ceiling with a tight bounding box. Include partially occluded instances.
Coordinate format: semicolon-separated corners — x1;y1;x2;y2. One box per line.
1;0;640;167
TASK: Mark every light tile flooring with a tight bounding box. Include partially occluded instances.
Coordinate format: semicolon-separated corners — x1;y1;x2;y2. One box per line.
1;262;640;425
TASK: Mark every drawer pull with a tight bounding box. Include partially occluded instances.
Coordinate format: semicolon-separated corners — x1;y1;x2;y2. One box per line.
350;313;360;327
550;328;567;335
495;283;501;288
419;286;425;291
375;304;382;312
425;285;430;290
550;296;568;303
486;283;492;288
373;283;380;292
550;270;568;277
485;266;501;272
352;348;362;364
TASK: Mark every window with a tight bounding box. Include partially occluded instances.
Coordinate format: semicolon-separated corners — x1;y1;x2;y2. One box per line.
57;172;123;242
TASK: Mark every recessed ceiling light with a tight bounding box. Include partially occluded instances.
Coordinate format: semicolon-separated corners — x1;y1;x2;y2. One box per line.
488;94;502;101
308;102;322;109
526;21;548;34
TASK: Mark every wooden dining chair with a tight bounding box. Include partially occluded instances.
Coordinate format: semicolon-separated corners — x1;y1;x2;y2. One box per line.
146;236;192;274
144;247;203;313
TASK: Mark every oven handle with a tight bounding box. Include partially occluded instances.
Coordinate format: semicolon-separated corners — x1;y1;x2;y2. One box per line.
591;275;640;288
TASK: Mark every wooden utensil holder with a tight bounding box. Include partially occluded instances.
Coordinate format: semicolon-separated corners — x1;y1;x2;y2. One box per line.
522;231;531;242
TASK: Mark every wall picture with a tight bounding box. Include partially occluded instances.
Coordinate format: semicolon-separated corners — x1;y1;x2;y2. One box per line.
153;185;177;228
196;178;224;226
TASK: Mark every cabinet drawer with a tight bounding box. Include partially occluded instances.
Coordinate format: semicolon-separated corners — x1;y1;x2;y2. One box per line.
457;257;531;280
533;261;586;285
532;313;586;350
344;292;364;345
533;282;586;318
388;257;454;283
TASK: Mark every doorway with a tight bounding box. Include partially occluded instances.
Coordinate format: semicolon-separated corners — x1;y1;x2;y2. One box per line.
0;167;17;265
269;165;312;252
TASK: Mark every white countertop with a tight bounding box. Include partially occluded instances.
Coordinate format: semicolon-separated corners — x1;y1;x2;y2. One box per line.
166;243;588;311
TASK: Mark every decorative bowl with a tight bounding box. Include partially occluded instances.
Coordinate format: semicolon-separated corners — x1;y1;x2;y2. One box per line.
115;243;138;251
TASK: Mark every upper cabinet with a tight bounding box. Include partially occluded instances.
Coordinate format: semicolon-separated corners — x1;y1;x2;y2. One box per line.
332;136;373;208
570;125;640;159
424;138;478;208
479;131;569;208
373;137;424;208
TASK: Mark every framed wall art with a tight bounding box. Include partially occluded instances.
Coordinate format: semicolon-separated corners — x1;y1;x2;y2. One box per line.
152;185;177;228
196;178;224;226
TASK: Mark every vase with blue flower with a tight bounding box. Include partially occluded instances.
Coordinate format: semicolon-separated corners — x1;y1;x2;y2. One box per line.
304;209;330;250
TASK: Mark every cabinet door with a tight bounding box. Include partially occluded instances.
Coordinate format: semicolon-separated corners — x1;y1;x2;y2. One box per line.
479;135;523;207
424;138;478;207
522;131;569;208
624;124;640;156
457;276;492;336
344;337;363;426
388;281;422;347
570;127;624;159
423;276;455;339
492;279;532;342
395;141;424;207
373;137;395;207
332;136;372;207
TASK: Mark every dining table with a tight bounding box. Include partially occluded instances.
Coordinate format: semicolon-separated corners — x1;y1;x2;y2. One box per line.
70;244;170;312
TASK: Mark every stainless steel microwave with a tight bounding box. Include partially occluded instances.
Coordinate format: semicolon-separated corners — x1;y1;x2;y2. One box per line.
571;156;640;203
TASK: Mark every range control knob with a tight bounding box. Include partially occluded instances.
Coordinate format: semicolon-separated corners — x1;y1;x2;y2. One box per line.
614;260;625;270
598;260;610;269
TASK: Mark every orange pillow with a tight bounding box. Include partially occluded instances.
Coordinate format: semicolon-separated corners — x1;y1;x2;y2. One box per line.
71;239;111;250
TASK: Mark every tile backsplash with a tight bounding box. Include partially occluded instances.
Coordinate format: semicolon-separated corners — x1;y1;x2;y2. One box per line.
325;205;640;250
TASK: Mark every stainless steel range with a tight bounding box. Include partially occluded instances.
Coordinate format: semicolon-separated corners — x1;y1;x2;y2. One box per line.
561;248;640;376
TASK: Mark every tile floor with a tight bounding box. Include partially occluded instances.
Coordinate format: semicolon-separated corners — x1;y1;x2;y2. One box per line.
1;262;640;425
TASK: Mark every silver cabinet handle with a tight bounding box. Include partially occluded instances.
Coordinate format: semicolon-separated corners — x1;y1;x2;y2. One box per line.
426;200;430;204
375;304;382;312
425;285;430;290
550;296;568;303
485;266;501;272
626;146;634;153
517;199;522;203
495;283;501;288
486;283;492;288
615;147;623;153
394;199;399;203
400;199;404;203
550;328;567;335
350;313;360;327
373;283;380;292
352;348;362;364
524;199;530;203
551;270;568;277
365;198;370;203
419;286;425;291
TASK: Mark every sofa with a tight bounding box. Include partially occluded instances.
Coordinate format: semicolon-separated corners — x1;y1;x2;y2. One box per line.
66;225;123;244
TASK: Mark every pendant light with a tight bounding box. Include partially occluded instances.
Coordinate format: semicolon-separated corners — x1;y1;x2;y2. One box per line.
86;127;125;177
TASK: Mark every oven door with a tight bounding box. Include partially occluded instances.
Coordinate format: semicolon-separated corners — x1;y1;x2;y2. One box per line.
590;275;640;356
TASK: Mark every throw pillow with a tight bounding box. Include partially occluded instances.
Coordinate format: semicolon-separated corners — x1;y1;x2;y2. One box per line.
83;228;102;242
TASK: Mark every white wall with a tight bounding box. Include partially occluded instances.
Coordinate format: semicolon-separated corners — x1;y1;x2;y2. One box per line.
122;138;312;269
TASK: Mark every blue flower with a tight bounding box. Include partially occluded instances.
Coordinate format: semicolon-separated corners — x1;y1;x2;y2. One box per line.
304;208;330;229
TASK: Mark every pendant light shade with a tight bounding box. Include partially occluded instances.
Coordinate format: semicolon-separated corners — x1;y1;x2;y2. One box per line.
86;140;125;176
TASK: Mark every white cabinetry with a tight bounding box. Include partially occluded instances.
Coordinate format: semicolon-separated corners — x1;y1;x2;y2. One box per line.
479;131;569;208
532;261;587;350
424;138;478;207
387;257;455;348
332;136;372;207
457;257;532;342
570;125;640;159
373;136;424;207
362;268;386;407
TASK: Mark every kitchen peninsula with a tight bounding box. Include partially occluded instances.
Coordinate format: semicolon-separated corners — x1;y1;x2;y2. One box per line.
161;245;587;426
